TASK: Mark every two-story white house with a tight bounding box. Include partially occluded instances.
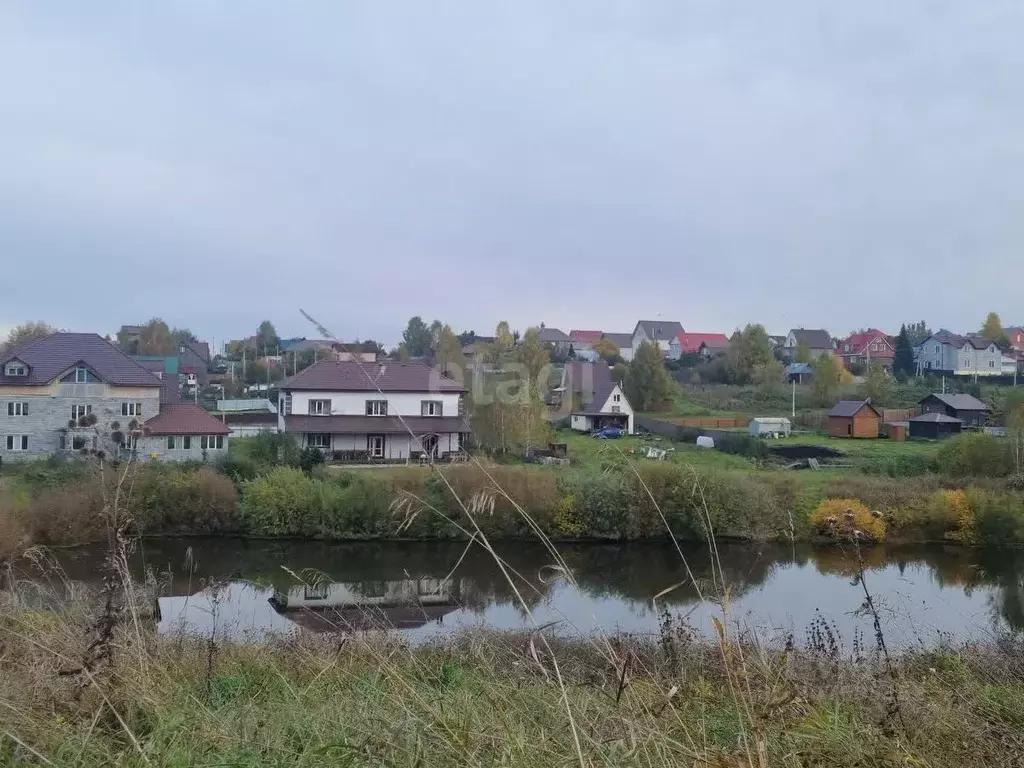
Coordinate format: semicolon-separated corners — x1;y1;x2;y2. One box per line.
278;361;469;461
915;333;1005;376
631;320;684;357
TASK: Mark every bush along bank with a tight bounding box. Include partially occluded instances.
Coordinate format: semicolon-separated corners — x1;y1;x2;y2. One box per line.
5;456;1024;552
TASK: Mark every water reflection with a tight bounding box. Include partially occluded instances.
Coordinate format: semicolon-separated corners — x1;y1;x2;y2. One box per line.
18;539;1024;645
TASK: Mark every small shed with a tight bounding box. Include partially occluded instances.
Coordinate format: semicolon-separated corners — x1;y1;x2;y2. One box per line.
749;417;792;438
881;422;908;442
786;363;812;384
909;412;963;440
918;393;989;429
827;400;881;438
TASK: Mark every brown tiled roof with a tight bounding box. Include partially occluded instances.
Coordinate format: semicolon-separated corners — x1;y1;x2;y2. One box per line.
284;415;469;434
144;403;230;435
0;333;164;388
280;361;465;393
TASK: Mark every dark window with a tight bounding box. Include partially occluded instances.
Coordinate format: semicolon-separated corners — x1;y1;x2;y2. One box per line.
421;400;443;416
309;399;331;415
366;400;388;416
167;436;176;450
183;436;191;450
368;435;385;457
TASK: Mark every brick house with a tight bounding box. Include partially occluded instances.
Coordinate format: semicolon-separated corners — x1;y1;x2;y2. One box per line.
838;329;895;369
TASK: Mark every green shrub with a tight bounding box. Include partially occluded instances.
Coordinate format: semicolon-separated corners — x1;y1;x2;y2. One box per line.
968;489;1024;545
936;433;1012;478
860;452;934;477
239;467;320;536
132;465;239;534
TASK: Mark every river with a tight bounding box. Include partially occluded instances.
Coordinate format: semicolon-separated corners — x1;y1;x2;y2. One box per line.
13;538;1024;648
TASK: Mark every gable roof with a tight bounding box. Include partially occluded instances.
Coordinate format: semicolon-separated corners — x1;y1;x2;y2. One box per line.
0;333;164;388
537;327;570;343
601;333;633;349
909;412;963;424
921;332;996;351
633;320;684;342
143;403;230;436
569;330;603;344
673;332;730;354
788;329;833;349
922;393;989;412
562;361;618;412
827;399;881;418
184;339;211;363
786;363;812;375
840;329;894;355
280;361;465;392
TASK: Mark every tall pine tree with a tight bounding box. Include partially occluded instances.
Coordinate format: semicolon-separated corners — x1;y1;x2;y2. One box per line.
892;324;915;376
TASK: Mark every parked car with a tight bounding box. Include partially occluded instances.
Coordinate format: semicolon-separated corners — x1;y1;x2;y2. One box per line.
592;426;625;439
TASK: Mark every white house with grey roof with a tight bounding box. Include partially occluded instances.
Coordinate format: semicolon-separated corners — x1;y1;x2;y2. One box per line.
915;333;1005;376
561;361;634;434
631;320;684;357
278;360;470;462
784;329;833;361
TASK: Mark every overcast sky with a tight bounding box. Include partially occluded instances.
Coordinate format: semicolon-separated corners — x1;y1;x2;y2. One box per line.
2;1;1022;348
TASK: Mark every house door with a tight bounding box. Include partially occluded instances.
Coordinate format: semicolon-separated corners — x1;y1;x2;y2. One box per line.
422;434;439;460
847;424;853;436
368;435;385;458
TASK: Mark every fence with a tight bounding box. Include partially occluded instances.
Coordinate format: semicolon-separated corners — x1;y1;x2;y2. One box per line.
662;416;749;429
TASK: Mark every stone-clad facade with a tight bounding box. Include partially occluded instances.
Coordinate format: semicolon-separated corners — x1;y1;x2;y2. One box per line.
1;383;161;460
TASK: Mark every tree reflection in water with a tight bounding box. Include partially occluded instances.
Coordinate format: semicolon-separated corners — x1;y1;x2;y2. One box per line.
16;537;1024;639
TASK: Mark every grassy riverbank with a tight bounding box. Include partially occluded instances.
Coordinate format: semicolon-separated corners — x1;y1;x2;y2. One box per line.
2;593;1024;766
3;430;1024;557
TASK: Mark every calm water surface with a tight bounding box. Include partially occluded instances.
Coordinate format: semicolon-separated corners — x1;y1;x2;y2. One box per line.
22;539;1024;648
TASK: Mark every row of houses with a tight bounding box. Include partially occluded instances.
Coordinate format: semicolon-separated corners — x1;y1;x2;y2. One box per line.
536;321;731;364
827;393;990;440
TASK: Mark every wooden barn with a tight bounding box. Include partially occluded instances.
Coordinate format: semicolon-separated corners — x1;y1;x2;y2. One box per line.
827;399;881;438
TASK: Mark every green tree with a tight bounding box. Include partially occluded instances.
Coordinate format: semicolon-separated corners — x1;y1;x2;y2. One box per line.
811;354;842;405
593;337;621;364
981;312;1010;348
433;325;465;377
2;321;56;353
859;361;892;405
1004;389;1024;475
171;328;196;347
904;321;932;347
794;339;811;364
402;316;433;358
428;319;445;351
256;320;280;354
624;340;674;410
487;321;516;367
137;318;175;356
725;324;774;384
518;327;550;386
892;324;916;377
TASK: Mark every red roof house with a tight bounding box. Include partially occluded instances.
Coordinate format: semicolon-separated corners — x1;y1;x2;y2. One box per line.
838;329;895;368
568;330;603;345
668;332;731;360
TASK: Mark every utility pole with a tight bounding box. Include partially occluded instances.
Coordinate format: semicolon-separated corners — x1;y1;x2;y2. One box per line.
791;377;796;419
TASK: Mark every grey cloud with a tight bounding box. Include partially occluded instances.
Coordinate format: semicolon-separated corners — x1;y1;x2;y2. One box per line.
1;0;1022;345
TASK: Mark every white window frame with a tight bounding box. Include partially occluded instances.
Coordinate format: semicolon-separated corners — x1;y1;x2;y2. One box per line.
7;402;28;416
75;367;89;383
5;435;28;451
5;363;26;377
309;399;331;415
71;435;88;451
368;434;385;457
307;433;330;449
71;404;92;422
121;402;143;417
613;394;621;402
167;435;176;450
421;400;443;417
366;400;388;416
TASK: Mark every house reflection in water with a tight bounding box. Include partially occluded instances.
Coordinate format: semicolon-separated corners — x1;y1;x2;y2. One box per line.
269;578;461;632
